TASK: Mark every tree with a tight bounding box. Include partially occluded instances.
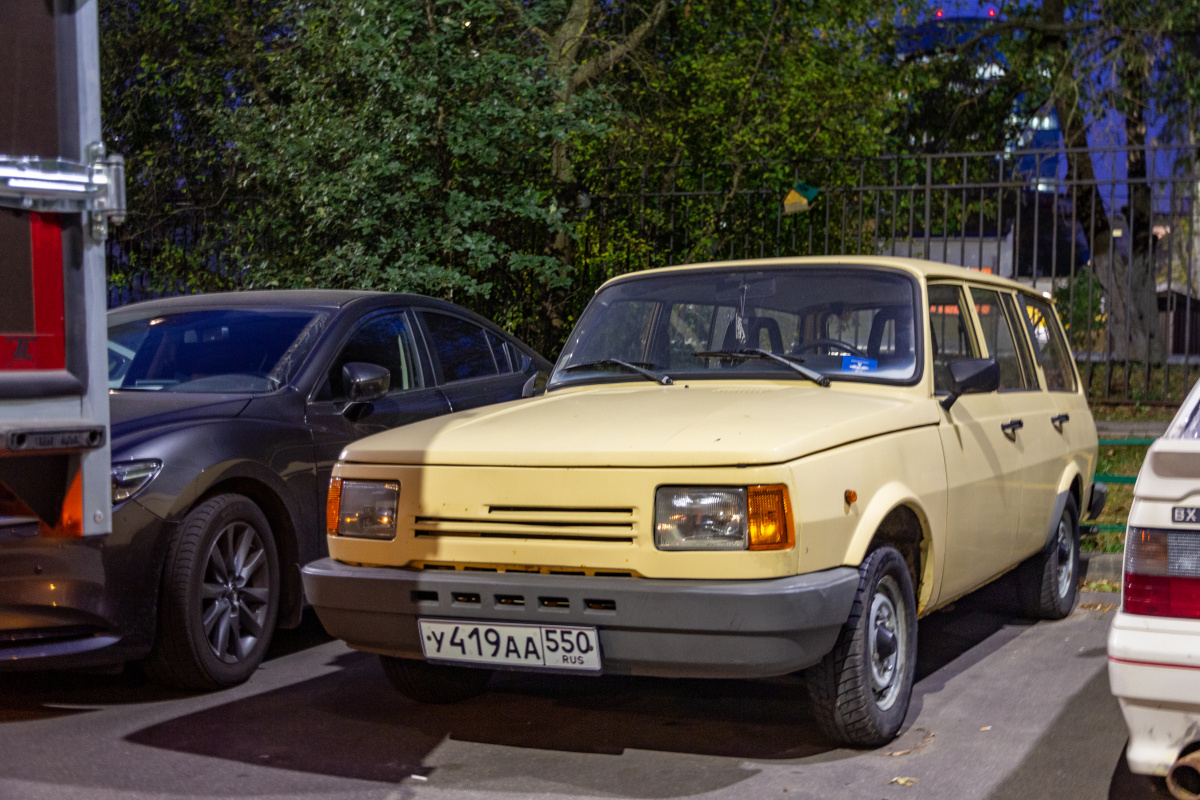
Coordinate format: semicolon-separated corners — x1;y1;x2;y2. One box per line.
944;0;1200;361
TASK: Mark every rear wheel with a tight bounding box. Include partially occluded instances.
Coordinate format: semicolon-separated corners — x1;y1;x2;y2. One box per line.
1017;496;1080;620
805;546;917;747
145;494;280;690
379;656;492;704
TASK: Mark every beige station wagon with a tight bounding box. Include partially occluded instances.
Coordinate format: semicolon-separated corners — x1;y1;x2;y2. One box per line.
302;256;1103;747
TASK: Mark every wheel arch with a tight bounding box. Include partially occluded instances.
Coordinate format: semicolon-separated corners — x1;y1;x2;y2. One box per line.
844;482;936;614
179;466;305;629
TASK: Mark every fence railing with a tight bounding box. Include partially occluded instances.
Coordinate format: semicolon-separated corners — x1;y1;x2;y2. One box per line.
579;146;1200;404
107;145;1200;404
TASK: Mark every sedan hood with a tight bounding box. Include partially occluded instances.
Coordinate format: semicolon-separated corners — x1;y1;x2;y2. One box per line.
110;391;251;447
342;382;939;468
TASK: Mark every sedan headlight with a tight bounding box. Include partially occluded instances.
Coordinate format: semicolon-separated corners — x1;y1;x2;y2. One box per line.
111;460;162;504
654;485;793;551
327;477;399;540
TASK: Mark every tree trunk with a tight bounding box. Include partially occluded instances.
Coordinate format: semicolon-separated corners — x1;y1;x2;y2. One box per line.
1103;63;1164;362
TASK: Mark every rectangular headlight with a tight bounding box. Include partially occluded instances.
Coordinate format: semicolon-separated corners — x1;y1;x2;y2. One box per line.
334;479;399;540
655;487;747;550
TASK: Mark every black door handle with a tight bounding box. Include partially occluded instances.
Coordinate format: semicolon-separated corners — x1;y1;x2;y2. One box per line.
1001;419;1024;435
1051;413;1070;429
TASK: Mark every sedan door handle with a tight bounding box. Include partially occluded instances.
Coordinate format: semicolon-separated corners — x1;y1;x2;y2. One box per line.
1051;413;1070;430
1001;419;1024;436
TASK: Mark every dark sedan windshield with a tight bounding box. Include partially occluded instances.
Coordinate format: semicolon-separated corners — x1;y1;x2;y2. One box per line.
108;309;328;393
552;266;921;388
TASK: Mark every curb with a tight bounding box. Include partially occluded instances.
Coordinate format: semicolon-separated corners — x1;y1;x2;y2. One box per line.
1095;421;1168;439
1081;551;1123;582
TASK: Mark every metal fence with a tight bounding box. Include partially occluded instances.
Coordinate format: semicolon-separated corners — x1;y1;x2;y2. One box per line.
106;145;1200;404
578;146;1200;404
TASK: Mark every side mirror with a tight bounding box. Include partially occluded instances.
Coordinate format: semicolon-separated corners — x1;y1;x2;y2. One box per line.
940;358;999;411
521;371;548;398
341;362;390;421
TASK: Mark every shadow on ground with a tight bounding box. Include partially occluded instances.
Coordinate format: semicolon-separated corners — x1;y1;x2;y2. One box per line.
0;582;1056;795
119;579;1047;790
0;608;333;723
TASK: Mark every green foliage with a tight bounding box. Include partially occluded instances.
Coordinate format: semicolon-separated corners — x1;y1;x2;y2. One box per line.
102;0;930;356
223;1;621;349
588;0;919;168
1054;270;1105;350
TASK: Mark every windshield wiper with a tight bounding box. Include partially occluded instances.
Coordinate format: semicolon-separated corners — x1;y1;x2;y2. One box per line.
692;348;830;387
562;358;673;385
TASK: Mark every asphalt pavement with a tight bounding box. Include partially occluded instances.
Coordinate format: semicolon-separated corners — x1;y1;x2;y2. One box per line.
0;584;1172;800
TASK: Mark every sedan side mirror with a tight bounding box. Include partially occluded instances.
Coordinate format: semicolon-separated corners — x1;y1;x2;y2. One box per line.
519;354;547;398
521;371;548;398
342;362;390;420
940;358;1000;411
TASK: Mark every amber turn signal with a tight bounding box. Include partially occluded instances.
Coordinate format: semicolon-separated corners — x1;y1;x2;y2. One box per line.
747;484;794;550
326;476;343;536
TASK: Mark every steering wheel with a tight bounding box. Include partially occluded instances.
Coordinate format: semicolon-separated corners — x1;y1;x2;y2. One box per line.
794;338;868;358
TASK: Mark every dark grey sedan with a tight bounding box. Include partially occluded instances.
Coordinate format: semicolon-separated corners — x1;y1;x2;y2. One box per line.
0;291;551;689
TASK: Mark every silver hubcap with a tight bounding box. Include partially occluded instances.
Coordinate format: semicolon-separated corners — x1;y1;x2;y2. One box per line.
200;521;270;664
868;575;907;711
1055;516;1074;599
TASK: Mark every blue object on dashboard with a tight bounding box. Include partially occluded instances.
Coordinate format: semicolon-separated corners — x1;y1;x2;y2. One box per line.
841;356;877;374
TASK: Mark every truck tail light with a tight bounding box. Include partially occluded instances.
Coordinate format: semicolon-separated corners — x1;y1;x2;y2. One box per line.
1124;527;1200;619
747;484;794;551
326;477;342;536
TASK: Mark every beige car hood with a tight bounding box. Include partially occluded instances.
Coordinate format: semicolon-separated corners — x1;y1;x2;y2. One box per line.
342;382;939;468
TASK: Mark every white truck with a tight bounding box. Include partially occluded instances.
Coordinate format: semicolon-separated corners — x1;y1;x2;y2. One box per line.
0;0;124;660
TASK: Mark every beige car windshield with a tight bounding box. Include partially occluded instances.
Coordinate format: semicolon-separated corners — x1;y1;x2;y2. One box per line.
553;267;921;387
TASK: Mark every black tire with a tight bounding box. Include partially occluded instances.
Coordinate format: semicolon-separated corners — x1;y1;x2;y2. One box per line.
804;546;918;748
145;494;280;691
1017;495;1080;620
379;656;492;704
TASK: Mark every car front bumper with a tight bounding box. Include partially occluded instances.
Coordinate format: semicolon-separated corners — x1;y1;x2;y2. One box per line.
1108;609;1200;776
301;558;859;679
0;500;170;670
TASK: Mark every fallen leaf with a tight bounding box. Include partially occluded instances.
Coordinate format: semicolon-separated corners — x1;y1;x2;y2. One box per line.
1079;602;1119;613
888;777;919;787
887;749;913;757
980;726;992;732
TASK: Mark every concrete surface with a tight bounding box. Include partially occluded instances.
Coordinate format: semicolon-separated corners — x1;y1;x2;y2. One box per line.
0;585;1169;800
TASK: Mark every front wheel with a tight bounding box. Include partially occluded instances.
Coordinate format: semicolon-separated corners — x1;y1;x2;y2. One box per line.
805;546;918;748
1017;496;1080;620
145;494;280;690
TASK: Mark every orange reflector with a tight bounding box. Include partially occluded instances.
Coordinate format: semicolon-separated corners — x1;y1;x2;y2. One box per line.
40;468;83;538
326;477;343;536
747;484;794;550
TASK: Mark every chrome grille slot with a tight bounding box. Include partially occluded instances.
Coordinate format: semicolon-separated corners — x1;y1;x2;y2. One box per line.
408;562;638;577
495;594;525;607
585;599;616;611
539;597;570;609
452;592;481;605
413;505;637;543
411;590;438;603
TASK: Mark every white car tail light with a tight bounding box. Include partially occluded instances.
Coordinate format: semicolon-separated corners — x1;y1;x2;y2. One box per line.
1124;527;1200;619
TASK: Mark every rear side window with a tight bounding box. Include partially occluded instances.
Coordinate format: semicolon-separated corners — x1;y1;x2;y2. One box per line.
970;288;1033;391
487;331;513;374
1021;296;1078;392
422;312;498;383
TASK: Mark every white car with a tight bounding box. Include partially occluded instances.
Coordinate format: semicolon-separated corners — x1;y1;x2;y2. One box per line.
1108;383;1200;798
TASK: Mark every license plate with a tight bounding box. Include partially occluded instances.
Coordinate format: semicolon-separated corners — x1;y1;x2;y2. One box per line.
418;619;601;672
